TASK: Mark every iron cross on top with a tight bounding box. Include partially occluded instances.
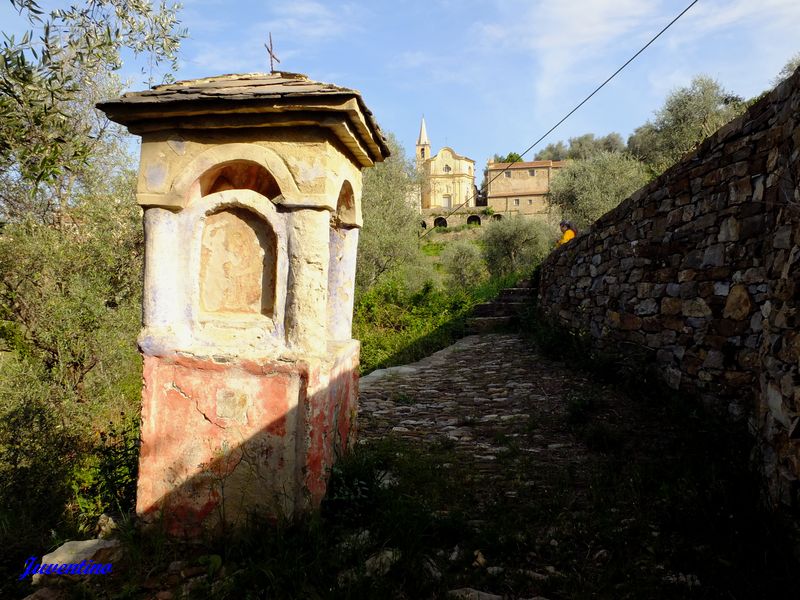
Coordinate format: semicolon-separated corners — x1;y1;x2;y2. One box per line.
265;33;280;73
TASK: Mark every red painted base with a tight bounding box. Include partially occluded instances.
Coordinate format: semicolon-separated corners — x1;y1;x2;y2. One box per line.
136;341;359;537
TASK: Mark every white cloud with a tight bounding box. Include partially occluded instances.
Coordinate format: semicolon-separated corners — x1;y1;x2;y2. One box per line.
651;0;800;96
392;50;479;87
679;0;800;36
256;0;361;44
469;0;800;114
186;42;304;75
397;51;431;69
178;0;362;76
472;0;661;103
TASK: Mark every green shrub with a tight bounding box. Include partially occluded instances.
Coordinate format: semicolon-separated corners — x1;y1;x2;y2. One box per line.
0;182;143;588
357;134;424;293
440;239;487;288
70;417;140;531
548;151;651;228
0;355;80;593
421;241;445;256
482;216;556;278
354;279;473;374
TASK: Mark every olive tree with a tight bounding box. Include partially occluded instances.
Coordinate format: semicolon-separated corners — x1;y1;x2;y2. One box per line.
548;151;650;229
441;239;486;288
1;0;186;221
773;51;800;85
482;216;556;278
627;76;745;175
0;0;185;567
535;133;624;161
356;133;425;293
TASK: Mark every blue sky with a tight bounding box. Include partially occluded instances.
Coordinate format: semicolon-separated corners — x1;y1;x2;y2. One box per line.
4;1;800;169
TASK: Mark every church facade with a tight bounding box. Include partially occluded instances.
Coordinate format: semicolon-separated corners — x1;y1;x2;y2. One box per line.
415;118;476;211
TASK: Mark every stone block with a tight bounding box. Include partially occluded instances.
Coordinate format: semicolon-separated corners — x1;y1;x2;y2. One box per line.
619;314;642;330
718;216;740;242
766;383;791;428
713;318;749;337
681;250;704;269
743;267;767;284
661;297;683;316
752;175;765;202
663;367;682;389
682;298;712;318
777;331;800;363
698;281;716;298
773;224;793;249
641;316;662;332
723;371;753;387
662;316;687;331
708;266;732;280
723;284;752;320
679;281;698;299
728;177;753;204
714;281;731;296
740;215;765;239
750;312;764;333
30;540;122;585
656;268;676;282
737;350;760;369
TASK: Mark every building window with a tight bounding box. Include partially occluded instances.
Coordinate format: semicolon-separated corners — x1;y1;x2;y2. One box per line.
444;165;452;173
504;171;511;178
528;169;537;176
513;198;520;206
420;148;425;158
528;199;533;205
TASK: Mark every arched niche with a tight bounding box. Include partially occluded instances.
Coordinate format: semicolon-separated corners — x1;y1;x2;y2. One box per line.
434;216;448;228
172;143;301;208
200;207;277;318
327;180;359;342
198;160;281;199
467;215;481;227
331;180;356;227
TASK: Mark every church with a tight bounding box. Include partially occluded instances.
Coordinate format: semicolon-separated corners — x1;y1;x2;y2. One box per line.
415;118;476;211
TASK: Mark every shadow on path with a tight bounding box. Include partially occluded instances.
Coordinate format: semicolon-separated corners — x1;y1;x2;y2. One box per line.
357;333;800;599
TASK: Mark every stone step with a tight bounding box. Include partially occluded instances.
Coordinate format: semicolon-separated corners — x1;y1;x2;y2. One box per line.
465;316;515;334
472;301;528;317
498;287;534;302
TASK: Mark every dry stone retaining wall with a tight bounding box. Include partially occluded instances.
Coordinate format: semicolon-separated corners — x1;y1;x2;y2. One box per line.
538;68;800;509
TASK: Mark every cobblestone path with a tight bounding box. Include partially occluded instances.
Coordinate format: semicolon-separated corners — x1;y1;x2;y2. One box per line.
358;333;596;504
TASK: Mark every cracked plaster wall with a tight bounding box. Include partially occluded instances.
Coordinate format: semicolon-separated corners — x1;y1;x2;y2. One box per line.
135;125;364;534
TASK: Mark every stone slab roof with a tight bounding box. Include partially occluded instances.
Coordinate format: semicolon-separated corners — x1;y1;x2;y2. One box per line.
98;72;390;166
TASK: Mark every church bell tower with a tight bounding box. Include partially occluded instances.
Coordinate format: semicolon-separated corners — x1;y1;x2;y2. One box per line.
416;116;431;164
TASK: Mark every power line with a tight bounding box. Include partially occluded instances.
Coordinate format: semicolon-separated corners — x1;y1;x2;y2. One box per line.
420;0;699;236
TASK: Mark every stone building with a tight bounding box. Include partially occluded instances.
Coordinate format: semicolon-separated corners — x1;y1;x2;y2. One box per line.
485;159;565;219
416;118;476;210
